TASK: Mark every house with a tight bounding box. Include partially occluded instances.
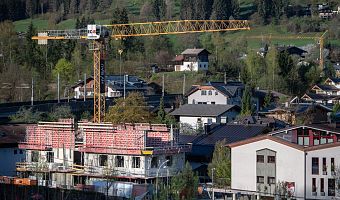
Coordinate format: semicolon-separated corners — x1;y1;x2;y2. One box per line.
0;124;26;176
311;84;340;95
172;48;210;71
324;77;340;88
17;119;190;198
264;103;332;125
186;81;244;106
230;115;288;131
277;46;308;58
179;124;270;179
72;75;156;99
170;104;240;130
229;124;340;199
301;93;340;105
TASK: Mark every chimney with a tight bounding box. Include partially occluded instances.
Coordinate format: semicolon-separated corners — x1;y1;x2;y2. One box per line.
204;124;211;135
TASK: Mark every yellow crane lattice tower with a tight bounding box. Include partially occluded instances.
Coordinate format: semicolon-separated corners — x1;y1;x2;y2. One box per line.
32;20;251;123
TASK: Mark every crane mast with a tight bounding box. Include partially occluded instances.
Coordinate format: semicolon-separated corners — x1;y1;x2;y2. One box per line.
32;20;251;123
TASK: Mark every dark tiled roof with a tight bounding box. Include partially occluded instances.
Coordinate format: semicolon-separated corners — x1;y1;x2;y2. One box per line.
302;93;338;101
0;124;27;148
170;104;240;117
328;77;340;83
185;81;244;98
195;124;269;146
333;64;340;71
313;84;340;91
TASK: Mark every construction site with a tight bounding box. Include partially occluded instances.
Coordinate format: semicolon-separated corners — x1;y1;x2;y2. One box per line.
15;118;190;198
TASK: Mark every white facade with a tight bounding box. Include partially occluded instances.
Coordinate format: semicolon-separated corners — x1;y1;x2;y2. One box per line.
0;147;25;176
179;111;238;129
188;89;228;105
231;139;305;199
231;138;340;199
84;153;185;178
179;61;209;71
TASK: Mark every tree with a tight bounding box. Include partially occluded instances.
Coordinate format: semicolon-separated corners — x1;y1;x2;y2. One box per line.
25;22;43;72
10;107;44;123
241;85;252;116
263;91;272;108
208;139;231;187
52;58;76;84
105;92;152;124
211;0;232;20
48;105;74;121
171;162;199;200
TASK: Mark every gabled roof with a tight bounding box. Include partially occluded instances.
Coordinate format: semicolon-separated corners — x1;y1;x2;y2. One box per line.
229;133;340;152
0;124;27;148
301;93;338;101
312;84;340;91
185;81;244;98
325;77;340;84
181;48;210;55
170;104;240;117
179;124;269;147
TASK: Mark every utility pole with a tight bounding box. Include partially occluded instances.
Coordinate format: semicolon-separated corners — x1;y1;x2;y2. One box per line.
224;72;227;84
84;73;86;101
182;74;186;96
123;74;126;99
57;73;60;103
31;77;34;106
212;168;215;200
162;74;165;97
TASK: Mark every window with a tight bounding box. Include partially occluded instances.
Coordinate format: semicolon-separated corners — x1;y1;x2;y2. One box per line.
208;90;212;95
297;128;310;146
268;177;275;184
215;91;218;95
312;178;317;193
257;155;264;163
257;176;264;183
328;178;335;196
211;102;215;104
115;156;124;167
31;151;39;162
268;156;276;163
19;150;23;154
99;155;108;166
221;116;227;124
321;178;324;193
46;152;54;163
151;157;158;168
201;90;207;95
207;118;213;124
312;157;319;175
331;158;335;174
132;157;140;168
14;150;17;155
323;158;327;175
166;156;172;166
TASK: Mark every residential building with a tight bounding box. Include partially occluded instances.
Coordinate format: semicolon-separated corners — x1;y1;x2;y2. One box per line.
0;124;26;176
186;81;244;106
72;75;155;99
277;46;308;58
17;119;190;199
170;104;240;130
332;64;340;78
230;115;288;131
229;124;340;200
172;48;210;71
179;124;270;179
311;84;340;96
264;103;332;125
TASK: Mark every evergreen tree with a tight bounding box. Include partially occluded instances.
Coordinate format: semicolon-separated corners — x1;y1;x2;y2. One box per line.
263;91;272;108
180;0;194;19
211;0;232;20
25;22;43;72
69;0;79;14
241;85;252;116
171;162;198;200
208;139;231;187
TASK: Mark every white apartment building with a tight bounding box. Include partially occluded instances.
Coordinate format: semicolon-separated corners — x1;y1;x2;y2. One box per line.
230;125;340;199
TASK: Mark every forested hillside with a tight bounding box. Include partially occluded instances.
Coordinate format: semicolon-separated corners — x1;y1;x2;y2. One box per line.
0;0;339;103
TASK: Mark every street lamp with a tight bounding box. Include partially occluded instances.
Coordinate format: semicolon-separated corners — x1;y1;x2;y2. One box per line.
212;168;216;200
156;159;169;199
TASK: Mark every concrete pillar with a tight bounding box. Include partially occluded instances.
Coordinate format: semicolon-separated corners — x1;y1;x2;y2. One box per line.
256;194;260;200
233;193;236;200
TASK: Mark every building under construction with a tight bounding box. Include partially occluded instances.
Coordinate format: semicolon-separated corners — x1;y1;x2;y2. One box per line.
16;119;191;198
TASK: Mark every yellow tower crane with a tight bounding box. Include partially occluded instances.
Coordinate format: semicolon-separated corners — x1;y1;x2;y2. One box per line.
32;20;251;123
248;30;328;70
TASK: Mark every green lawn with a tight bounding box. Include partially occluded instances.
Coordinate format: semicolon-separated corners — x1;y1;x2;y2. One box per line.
14;18;48;32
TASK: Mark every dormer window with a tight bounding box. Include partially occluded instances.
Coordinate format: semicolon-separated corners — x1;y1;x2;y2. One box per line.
201;90;207;95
